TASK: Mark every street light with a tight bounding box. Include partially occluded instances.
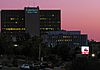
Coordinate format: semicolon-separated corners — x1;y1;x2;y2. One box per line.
39;44;41;62
14;44;18;47
92;53;95;57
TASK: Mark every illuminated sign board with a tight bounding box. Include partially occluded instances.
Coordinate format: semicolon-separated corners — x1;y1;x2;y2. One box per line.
26;8;38;14
81;46;89;54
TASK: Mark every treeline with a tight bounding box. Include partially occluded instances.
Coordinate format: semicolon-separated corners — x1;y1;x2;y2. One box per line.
0;33;75;61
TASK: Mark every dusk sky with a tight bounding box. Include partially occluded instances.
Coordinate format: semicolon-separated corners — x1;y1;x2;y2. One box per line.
0;0;100;41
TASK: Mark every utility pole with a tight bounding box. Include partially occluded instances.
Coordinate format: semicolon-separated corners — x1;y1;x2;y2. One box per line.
39;43;41;63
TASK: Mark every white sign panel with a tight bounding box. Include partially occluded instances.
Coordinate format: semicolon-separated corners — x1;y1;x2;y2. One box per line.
81;46;89;54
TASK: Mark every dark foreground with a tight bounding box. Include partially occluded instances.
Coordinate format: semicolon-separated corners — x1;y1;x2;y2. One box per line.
1;57;100;70
71;57;100;70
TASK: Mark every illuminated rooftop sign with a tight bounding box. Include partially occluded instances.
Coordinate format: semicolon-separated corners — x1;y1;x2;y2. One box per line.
26;8;38;14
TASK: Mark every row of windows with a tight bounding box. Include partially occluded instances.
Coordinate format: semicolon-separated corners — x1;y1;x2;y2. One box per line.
40;25;52;27
2;28;25;30
3;31;25;33
3;24;24;26
57;39;72;42
40;14;59;17
73;43;80;45
63;36;72;38
40;18;48;20
50;36;80;38
63;36;81;39
10;18;24;21
10;17;58;21
2;17;24;21
40;25;60;28
2;21;24;24
40;22;60;25
40;19;60;22
40;18;59;21
40;28;54;30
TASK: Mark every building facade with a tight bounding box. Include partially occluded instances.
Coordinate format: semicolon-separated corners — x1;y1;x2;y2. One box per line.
1;6;40;37
1;7;61;37
1;10;25;36
42;30;88;48
40;10;61;34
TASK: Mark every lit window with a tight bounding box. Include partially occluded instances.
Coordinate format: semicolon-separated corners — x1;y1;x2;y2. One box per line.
15;22;18;24
22;18;24;20
40;18;47;20
52;14;55;16
5;28;25;31
63;36;71;38
10;18;15;20
74;43;80;45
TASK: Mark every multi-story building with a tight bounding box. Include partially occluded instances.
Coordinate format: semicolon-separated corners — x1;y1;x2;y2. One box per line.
1;6;40;38
1;7;60;37
1;10;25;36
40;10;61;34
0;7;88;48
42;30;88;48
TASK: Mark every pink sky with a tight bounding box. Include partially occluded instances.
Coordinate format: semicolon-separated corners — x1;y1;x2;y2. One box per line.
0;0;100;41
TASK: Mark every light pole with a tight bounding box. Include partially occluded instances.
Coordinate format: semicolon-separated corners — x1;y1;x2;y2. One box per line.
39;43;41;63
14;44;18;47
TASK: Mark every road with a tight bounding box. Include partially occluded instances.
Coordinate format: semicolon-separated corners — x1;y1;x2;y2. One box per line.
1;58;100;70
1;66;66;70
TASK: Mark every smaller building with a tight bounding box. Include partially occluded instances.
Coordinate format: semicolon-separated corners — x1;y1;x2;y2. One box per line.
42;30;88;48
89;40;100;58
